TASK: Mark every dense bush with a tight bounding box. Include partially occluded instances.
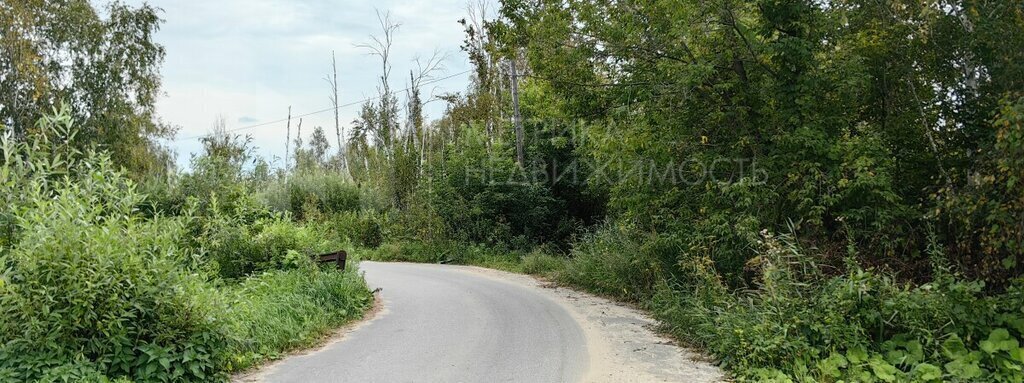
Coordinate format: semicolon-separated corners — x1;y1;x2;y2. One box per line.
324;211;385;248
197;214;337;279
364;241;450;264
426;129;564;248
519;249;566;277
263;171;361;221
0;213;229;381
557;226;1024;382
1;111;373;382
0;122;229;381
558;222;661;302
940;96;1024;285
659;233;1024;382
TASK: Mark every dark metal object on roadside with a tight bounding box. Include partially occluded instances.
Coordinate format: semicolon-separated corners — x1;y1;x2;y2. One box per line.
316;250;347;271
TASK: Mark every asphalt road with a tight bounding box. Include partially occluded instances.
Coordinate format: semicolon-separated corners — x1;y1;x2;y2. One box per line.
261;261;589;383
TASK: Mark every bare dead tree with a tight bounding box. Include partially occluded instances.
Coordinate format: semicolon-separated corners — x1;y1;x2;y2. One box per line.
324;51;349;177
295;118;303;153
407;50;447;171
357;10;401;158
285;106;292;174
461;0;502;148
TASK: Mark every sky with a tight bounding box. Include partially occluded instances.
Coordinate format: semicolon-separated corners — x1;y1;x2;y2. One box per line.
123;0;479;169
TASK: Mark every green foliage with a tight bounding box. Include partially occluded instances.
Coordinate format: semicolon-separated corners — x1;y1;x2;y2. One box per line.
362;239;565;278
652;233;1024;382
0;118;229;382
1;109;372;382
519;249;566;277
325;211;385;248
426;127;563;248
197;214;336;279
558;222;662;302
262;170;361;221
0;0;172;175
222;266;372;371
941;96;1024;284
490;0;1024;284
363;241;449;264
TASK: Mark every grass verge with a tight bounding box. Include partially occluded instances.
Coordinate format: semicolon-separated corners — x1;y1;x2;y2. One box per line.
223;265;373;372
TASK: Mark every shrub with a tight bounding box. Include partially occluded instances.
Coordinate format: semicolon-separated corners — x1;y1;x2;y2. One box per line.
941;96;1024;286
656;232;1024;382
1;110;374;382
426;131;564;248
196;211;339;279
559;222;666;302
0;150;230;382
364;241;446;263
326;211;384;248
520;249;566;277
263;171;360;221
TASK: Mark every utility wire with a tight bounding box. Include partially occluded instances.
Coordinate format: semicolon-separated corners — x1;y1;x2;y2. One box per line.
171;69;472;142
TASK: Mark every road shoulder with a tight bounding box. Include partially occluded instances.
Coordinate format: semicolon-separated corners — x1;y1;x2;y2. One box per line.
460;265;726;383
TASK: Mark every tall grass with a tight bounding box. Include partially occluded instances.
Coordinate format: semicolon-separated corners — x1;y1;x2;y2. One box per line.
223;266;372;371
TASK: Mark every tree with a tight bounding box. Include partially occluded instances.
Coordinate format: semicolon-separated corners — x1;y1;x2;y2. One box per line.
489;0;1024;284
309;126;331;167
457;0;504;146
357;10;401;157
0;0;171;175
325;51;349;175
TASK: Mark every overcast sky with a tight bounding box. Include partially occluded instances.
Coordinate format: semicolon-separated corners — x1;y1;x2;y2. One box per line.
125;0;477;169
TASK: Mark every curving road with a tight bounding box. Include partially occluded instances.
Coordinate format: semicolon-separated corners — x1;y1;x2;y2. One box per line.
261;261;588;383
245;261;725;383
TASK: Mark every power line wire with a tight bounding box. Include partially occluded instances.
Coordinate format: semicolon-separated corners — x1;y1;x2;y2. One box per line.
171;69;472;142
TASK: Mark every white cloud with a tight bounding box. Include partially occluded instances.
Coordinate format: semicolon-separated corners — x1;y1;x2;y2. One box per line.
127;0;477;169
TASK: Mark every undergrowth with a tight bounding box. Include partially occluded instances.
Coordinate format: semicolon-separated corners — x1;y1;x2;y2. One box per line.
0;110;372;382
364;224;1024;382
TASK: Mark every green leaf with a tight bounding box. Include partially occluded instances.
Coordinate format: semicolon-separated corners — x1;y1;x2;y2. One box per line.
847;346;869;364
1011;347;1024;363
1002;358;1023;372
869;356;899;382
913;363;943;381
945;356;983;379
190;363;205;379
886;349;908;366
980;328;1019;354
942;334;968;359
1004;317;1024;334
904;340;924;364
818;353;848;378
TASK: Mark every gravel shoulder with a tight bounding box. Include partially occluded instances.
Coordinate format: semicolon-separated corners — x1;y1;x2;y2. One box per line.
463;265;725;383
